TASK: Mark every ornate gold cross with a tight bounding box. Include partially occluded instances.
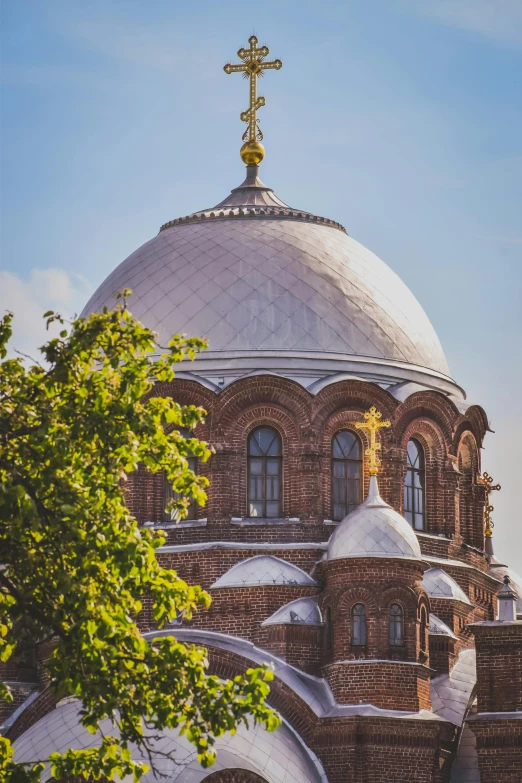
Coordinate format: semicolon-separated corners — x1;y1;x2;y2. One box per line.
478;472;501;539
224;35;282;165
355;406;391;475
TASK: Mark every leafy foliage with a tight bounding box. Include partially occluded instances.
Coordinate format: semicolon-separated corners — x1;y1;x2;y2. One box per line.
0;295;279;781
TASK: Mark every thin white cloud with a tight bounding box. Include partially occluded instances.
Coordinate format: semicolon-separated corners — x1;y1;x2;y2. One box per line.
401;0;522;47
0;268;92;361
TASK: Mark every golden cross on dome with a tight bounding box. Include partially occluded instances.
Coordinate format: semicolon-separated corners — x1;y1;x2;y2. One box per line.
355;406;391;476
224;35;282;166
478;472;501;539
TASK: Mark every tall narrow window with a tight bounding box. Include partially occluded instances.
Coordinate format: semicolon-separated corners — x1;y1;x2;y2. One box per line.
165;428;197;521
351;603;367;646
420;606;428;653
404;439;425;530
389;604;404;647
248;426;282;518
332;430;362;520
325;607;333;654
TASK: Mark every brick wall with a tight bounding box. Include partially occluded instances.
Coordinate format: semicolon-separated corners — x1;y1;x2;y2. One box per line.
468;717;522;783
470;621;522;712
324;660;432;711
128;376;488;553
265;623;323;673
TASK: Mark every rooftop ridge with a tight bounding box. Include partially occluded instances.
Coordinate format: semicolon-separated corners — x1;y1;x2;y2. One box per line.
159;204;346;234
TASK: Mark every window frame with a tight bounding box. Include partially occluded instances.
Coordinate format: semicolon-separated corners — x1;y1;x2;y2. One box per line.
403;438;426;531
331;429;363;521
247;426;283;519
389;603;404;647
351;603;367;647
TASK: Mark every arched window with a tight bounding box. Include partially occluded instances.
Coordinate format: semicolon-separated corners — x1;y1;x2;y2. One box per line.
420;606;428;653
351;603;367;646
404;439;425;530
389;604;404;647
248;426;282;518
165;428;197;521
332;430;362;520
324;606;333;654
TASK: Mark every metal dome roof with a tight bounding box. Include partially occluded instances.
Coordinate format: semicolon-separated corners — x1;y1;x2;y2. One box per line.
210;555;317;588
327;475;422;561
262;596;322;626
82;166;459;394
422;568;471;605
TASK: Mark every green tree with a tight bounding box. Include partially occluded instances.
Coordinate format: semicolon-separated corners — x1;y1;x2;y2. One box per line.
0;294;279;782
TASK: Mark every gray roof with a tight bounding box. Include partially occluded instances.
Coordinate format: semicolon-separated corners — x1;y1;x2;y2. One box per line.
431;649;476;726
210;555;317;588
422;568;471;605
489;560;522;614
81;168;458;393
327;475;422;561
262;596;323;626
429;613;458;639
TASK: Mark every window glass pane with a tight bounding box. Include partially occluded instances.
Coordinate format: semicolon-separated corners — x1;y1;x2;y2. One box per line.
332;434;362;521
250;426;281;456
249;475;263;500
266;459;280;475
352;604;367;645
333;460;346;478
265;501;280;518
407;439;420;467
247;428;282;518
404;483;413;513
389;604;403;646
333;431;360;459
266;477;279;501
249;459;262;475
249;501;262;517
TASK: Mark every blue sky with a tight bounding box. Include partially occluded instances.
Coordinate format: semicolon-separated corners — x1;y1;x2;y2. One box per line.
1;1;521;572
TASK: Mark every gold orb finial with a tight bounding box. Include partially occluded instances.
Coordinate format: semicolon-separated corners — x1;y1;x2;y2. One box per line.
224;35;282;165
240;140;265;166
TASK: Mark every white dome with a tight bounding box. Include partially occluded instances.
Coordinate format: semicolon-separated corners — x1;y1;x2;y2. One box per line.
327;476;422;561
82;167;458;393
210;555;317;588
429;613;457;639
262;596;322;626
13;700;324;783
422;568;471;605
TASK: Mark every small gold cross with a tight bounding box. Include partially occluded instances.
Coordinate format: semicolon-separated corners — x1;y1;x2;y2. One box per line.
355;406;391;475
478;472;501;538
224;35;282;162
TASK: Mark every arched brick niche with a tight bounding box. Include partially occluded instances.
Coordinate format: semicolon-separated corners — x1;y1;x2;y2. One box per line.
124;375;489;557
457;432;483;550
202;770;269;783
399;418;454;538
221;407;299;521
320;413;367;522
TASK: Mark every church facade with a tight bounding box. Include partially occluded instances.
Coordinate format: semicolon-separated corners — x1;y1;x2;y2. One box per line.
8;36;522;783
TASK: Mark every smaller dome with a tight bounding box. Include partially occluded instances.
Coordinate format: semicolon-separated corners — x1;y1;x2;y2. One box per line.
429;613;457;639
210;555;317;588
489;560;522;615
262;596;322;626
327;476;422;561
422;568;471;605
